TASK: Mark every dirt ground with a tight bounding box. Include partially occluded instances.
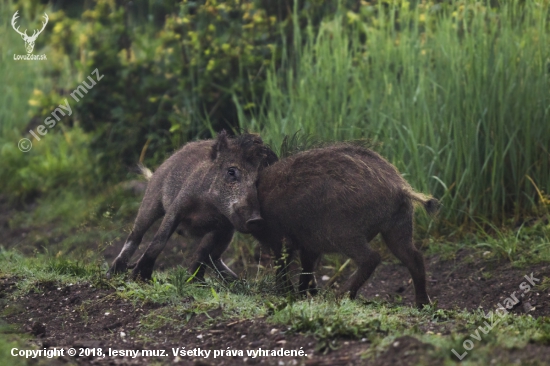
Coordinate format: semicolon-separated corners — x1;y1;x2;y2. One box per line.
2;193;550;365
2;246;550;366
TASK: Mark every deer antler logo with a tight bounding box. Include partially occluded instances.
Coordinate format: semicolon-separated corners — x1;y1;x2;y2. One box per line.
11;11;48;54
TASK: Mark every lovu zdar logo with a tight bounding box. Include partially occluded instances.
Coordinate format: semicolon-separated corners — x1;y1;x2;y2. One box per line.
12;10;48;60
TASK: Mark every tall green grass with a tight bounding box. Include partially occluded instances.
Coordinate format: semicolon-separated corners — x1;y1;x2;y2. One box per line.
239;1;550;232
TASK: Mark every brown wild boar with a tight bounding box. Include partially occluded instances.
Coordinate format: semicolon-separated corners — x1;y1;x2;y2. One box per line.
250;143;439;307
107;131;277;281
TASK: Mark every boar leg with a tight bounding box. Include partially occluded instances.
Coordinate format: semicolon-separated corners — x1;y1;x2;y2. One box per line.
107;199;164;278
298;249;321;295
189;226;237;281
381;217;430;308
131;197;191;281
338;238;381;299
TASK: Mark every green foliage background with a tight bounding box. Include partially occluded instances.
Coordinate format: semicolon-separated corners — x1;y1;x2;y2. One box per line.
1;0;549;234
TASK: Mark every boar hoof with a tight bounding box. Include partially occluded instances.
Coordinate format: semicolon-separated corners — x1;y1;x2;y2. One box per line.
106;260;128;279
308;287;319;296
336;287;356;300
131;265;153;282
415;295;432;309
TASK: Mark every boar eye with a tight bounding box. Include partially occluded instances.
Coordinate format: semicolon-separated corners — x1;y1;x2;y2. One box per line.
226;167;239;182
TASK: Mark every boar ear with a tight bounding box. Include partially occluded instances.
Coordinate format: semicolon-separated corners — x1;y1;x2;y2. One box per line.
211;130;230;160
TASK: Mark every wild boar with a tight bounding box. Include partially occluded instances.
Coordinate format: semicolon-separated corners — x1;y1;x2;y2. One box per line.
107;131;277;281
250;143;439;307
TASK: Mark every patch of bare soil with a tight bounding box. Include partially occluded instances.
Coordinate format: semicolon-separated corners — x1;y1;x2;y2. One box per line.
358;249;550;318
1;250;550;365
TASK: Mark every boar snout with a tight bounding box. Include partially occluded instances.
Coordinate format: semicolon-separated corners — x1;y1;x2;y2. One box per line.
231;204;263;233
245;213;264;231
227;182;264;233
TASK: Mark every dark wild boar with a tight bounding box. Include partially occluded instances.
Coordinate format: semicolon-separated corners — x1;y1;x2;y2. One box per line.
251;143;439;307
107;131;277;281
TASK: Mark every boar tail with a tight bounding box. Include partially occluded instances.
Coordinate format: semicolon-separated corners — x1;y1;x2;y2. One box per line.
407;190;440;216
137;163;153;181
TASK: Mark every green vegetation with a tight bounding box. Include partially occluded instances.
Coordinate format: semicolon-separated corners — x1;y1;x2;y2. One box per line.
0;330;29;366
0;1;95;202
